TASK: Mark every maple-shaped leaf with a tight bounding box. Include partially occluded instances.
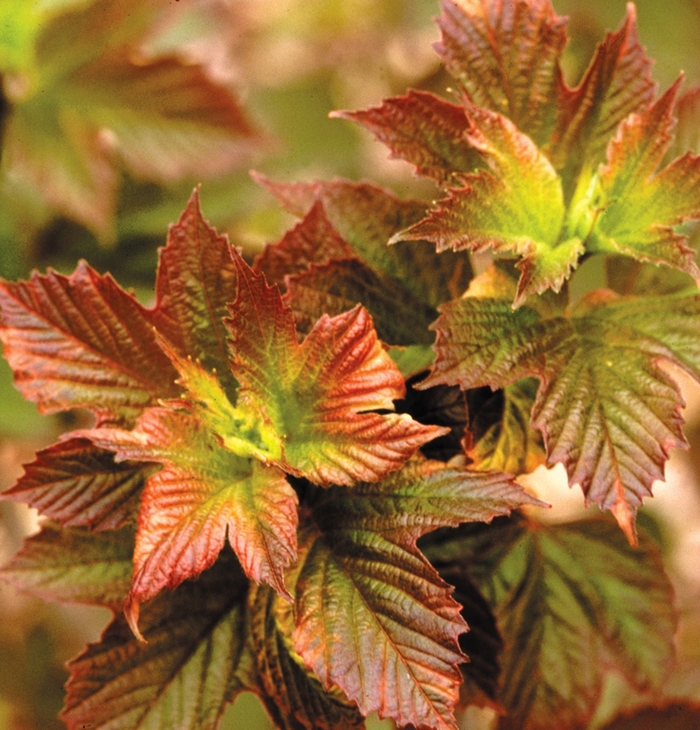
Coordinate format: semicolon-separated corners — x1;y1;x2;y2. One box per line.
3;438;153;530
253;200;356;288
78;407;298;633
548;4;656;181
588;80;700;279
0;261;180;424
333;90;481;184
63;548;253;730
150;188;239;393
466;379;546;474
249;583;364;730
292;458;540;730
226;250;444;486
394;105;581;306
434;0;568;150
2;0;259;238
424;266;700;541
0;522;133;611
252;174;472;308
285;258;437;346
424;516;675;730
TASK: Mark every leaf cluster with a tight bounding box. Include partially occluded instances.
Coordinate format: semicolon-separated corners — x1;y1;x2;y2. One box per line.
1;1;700;729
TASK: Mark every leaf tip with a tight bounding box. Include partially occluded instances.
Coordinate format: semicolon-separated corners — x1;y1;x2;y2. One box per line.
124;597;147;643
611;499;639;547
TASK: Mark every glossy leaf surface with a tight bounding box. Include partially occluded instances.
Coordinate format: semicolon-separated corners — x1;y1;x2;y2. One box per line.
293;458;540;729
227;250;444;485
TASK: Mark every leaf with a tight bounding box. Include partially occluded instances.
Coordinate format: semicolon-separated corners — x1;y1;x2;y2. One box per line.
466;379;546;474
434;0;568;149
424;516;676;730
394;105;580;307
3;438;153;530
0;522;133;610
252;174;472;308
0;262;179;424
285;258;437;346
150;188;239;394
292;458;540;730
226;250;444;486
549;4;656;181
78;407;298;633
62;549;253;730
249;584;364;730
253;200;356;288
590;81;700;279
333;90;480;183
423;270;700;540
2;0;258;237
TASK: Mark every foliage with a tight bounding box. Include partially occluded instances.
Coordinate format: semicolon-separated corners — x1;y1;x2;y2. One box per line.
1;1;700;729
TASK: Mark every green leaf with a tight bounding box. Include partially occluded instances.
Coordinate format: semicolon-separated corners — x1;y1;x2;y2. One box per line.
3;438;153;530
62;549;253;730
589;81;700;278
252;174;473;308
424;268;700;540
0;262;180;424
150;188;239;395
292;458;539;730
249;584;364;730
226;250;445;486
0;522;133;610
424;515;676;730
78;407;298;633
434;0;568;149
2;0;258;237
333;90;480;184
394;105;579;307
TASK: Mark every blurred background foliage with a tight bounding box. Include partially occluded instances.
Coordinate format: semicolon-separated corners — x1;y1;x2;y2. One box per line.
0;1;700;728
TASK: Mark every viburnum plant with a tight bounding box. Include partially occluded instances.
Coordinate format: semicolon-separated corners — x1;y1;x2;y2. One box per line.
1;1;700;729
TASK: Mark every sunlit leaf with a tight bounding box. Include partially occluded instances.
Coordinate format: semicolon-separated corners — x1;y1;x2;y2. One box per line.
0;262;179;424
423;268;700;540
63;550;253;730
590;81;700;279
78;407;298;632
227;250;444;486
249;584;364;730
293;458;539;730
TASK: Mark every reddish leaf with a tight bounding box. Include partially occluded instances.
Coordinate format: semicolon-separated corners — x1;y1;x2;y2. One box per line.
78;407;298;634
150;188;239;392
63;549;253;730
0;262;179;424
253;174;472;308
3;438;152;531
249;584;364;730
334;90;480;183
423;267;700;540
600;702;700;730
254;200;356;288
293;458;540;730
285;258;436;346
0;522;133;610
549;4;656;179
227;250;444;486
590;81;700;279
434;0;568;148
